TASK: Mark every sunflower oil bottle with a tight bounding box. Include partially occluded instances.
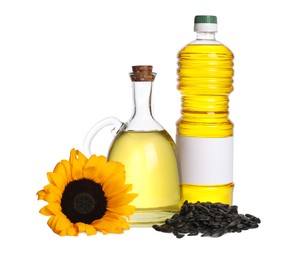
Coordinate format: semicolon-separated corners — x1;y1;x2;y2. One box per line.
177;15;234;204
84;66;180;226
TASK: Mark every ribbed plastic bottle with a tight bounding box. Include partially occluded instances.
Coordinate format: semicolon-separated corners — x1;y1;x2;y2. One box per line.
177;15;234;204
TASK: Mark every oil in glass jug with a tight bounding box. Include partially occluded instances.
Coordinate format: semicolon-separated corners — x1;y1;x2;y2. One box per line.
84;66;180;226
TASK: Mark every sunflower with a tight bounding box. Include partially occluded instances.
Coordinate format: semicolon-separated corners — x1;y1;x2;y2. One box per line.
37;149;137;236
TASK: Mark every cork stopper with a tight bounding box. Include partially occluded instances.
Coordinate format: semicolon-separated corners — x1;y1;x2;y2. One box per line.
130;65;156;81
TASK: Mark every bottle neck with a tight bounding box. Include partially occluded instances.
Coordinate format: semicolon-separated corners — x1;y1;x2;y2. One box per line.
132;81;153;119
125;81;163;131
196;31;216;40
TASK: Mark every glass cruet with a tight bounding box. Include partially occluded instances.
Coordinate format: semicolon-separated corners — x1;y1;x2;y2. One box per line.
84;66;180;226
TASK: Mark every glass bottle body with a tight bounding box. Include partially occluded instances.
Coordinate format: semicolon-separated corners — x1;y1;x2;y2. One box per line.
108;75;180;225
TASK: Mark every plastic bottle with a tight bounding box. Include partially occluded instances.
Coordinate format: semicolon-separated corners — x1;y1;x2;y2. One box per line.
177;15;234;204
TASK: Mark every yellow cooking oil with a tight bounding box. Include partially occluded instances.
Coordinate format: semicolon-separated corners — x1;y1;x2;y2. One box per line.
177;43;234;205
108;130;180;225
180;183;234;205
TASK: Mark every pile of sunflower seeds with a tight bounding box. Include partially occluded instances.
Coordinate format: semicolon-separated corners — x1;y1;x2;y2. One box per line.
153;201;260;238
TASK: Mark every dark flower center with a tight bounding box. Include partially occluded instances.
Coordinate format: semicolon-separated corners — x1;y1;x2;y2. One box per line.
73;193;95;214
61;178;107;224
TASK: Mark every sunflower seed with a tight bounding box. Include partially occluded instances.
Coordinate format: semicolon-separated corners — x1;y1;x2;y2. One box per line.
188;231;199;236
152;201;260;238
176;233;185;239
211;229;225;238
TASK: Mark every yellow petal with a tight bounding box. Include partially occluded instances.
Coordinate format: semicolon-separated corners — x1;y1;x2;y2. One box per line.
43;184;62;199
83;155;106;180
60;159;73;182
37;189;46;196
37;190;47;200
105;184;133;198
92;157;114;185
85;224;97;236
107;205;136;219
100;229;109;235
75;222;86;233
47;216;57;232
67;225;78;236
101;163;126;192
53;161;69;184
112;228;124;234
59;227;67;236
43;193;61;203
69;149;87;168
54;213;73;233
120;218;130;230
107;193;138;207
104;161;125;179
47;172;66;191
70;158;84;180
39;203;61;216
76;150;88;168
47;202;62;215
93;218;118;232
48;213;72;236
69;148;77;162
104;213;130;230
93;217;126;234
39;205;53;216
47;214;62;234
102;171;128;197
98;162;123;185
72;222;97;236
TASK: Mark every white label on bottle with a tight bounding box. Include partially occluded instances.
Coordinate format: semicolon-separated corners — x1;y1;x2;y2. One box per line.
176;135;233;185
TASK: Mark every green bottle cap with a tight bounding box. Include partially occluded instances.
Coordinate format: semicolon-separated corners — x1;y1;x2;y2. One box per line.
194;15;217;24
194;15;218;32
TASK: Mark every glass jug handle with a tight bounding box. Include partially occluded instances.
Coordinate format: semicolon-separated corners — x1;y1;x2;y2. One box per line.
83;117;124;157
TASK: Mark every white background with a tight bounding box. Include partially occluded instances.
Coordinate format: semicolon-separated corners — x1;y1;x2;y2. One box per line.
1;0;300;259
